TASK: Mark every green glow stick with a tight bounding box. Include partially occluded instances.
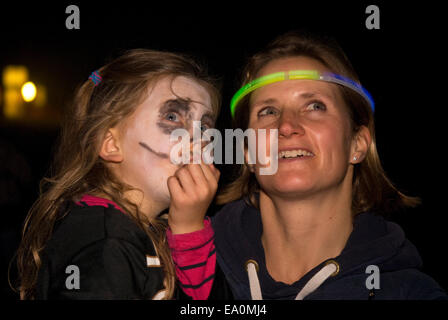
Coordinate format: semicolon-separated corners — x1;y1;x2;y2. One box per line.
230;70;374;118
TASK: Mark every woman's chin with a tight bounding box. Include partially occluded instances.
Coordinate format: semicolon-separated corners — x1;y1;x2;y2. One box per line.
261;179;317;198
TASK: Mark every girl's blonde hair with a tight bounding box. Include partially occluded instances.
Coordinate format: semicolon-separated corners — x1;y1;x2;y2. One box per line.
14;49;220;299
217;30;419;214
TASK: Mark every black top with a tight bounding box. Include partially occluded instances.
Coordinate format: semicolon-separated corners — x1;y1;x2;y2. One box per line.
36;201;170;299
36;199;232;300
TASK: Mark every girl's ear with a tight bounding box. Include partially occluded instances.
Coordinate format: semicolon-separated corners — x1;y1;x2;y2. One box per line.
99;128;123;163
350;125;372;164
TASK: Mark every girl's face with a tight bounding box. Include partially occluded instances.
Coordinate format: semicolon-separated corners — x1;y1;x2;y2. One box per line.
116;75;214;212
247;56;355;199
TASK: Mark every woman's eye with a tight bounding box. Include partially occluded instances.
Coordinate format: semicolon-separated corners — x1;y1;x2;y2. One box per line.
258;106;278;117
200;124;209;132
306;101;327;111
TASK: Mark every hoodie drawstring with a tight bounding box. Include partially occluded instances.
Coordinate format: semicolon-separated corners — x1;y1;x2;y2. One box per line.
245;259;339;300
246;259;263;300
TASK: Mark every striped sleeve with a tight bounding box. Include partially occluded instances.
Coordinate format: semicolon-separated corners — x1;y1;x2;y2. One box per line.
166;218;216;300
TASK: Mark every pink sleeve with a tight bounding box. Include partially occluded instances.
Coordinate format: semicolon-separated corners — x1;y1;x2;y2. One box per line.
166;217;216;300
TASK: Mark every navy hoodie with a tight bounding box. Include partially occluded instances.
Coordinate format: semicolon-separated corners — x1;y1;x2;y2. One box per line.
212;198;448;300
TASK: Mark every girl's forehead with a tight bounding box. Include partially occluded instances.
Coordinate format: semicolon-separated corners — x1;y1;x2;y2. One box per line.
125;76;213;126
149;75;212;108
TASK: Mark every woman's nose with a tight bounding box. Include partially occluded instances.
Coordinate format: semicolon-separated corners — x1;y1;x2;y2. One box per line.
278;110;305;137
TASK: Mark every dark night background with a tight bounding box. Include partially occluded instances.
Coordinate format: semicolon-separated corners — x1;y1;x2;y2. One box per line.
0;1;447;301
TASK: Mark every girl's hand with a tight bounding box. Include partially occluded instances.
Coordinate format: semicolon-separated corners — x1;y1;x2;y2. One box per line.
167;163;220;234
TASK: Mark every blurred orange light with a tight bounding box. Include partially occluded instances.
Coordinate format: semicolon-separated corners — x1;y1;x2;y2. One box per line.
2;65;29;119
34;85;47;108
3;66;28;87
21;82;37;102
4;90;23;118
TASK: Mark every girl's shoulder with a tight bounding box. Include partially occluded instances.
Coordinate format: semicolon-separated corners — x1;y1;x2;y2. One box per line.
47;195;155;258
36;196;165;299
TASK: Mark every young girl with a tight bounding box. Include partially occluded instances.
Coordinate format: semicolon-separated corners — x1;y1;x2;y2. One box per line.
15;49;221;299
167;31;447;300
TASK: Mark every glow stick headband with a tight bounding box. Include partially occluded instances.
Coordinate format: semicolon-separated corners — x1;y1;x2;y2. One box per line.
230;70;375;118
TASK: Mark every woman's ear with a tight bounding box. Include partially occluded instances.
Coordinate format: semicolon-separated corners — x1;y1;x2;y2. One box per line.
99;128;123;163
350;125;372;164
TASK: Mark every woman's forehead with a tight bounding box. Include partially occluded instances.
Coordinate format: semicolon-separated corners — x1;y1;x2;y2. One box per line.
250;77;341;105
250;56;343;103
257;56;329;77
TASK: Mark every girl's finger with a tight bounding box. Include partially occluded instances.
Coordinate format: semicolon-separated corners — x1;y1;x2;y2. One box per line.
208;163;220;180
186;164;208;187
199;163;220;190
176;166;196;192
202;163;220;183
167;175;184;197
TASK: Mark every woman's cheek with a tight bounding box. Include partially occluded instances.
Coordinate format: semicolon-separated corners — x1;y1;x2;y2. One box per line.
321;126;351;172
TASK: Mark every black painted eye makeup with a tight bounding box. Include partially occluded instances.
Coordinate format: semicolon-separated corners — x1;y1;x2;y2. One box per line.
157;98;191;134
160;99;191;116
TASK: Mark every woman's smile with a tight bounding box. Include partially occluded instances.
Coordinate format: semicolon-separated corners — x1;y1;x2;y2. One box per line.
278;147;315;161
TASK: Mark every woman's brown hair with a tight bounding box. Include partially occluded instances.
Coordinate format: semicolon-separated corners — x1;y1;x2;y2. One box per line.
217;30;419;214
14;49;220;299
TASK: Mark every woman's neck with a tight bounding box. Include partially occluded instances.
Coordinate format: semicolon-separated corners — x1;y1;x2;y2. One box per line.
259;182;353;284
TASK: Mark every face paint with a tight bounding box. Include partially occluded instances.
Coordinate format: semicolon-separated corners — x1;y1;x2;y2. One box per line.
115;76;214;214
138;141;169;159
139;97;211;159
156;98;192;135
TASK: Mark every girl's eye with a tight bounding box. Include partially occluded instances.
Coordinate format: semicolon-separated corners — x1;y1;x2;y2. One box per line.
200;124;209;132
306;101;327;111
258;106;278;117
165;112;180;122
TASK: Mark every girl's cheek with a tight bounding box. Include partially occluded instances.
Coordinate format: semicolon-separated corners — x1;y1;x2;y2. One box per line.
148;124;187;157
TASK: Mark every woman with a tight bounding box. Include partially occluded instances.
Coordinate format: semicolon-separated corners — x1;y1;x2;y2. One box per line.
15;49;221;299
168;31;447;300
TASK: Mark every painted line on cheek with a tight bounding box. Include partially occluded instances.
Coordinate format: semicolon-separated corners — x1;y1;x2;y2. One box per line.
138;142;169;159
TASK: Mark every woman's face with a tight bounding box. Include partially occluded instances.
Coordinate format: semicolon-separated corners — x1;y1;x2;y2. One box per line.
248;56;355;199
117;75;214;210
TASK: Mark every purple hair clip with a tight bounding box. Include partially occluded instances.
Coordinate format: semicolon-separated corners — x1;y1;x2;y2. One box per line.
88;70;102;86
